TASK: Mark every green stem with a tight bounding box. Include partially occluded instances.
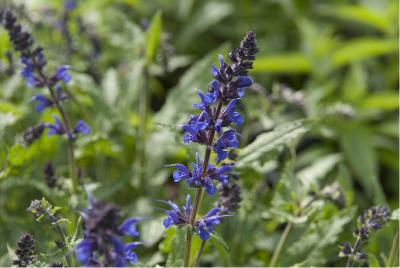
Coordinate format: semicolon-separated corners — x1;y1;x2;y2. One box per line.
269;222;293;267
184;102;223;267
387;230;399;267
136;66;149;189
347;238;361;267
194;240;207;267
184;187;204;267
32;56;79;194
50;216;72;267
268;197;316;267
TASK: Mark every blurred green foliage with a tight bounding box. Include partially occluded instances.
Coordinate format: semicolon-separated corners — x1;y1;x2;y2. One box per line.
0;0;398;266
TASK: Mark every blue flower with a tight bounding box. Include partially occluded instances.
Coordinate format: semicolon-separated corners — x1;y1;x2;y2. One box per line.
75;239;96;266
195;207;225;241
119;217;141;237
124;242;141;265
215;99;243;133
53;65;71;84
74;120;91;135
64;0;77;10
235;76;252;88
213;130;239;161
75;194;141;266
182;112;210;144
167;154;232;194
193;90;218;110
30;94;53;112
46;115;66;136
20;57;36;88
167;164;190;182
161;195;192;228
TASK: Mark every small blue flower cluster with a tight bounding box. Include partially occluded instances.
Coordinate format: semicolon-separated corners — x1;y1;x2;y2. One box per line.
167;153;232;195
161;195;226;241
162;32;258;241
75;195;141;266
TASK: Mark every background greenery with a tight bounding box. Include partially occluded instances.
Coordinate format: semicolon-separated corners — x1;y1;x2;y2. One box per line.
0;0;398;266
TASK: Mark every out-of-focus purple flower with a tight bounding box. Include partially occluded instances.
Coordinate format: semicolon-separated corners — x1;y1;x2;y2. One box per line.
213;130;239;161
52;65;71;84
74;120;91;135
30;94;53;112
119;217;141;237
64;0;77;10
75;194;141;267
46;115;66;136
20;57;36;87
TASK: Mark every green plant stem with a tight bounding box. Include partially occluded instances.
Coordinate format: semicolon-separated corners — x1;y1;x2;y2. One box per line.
183;102;223;267
268;197;316;267
269;222;293;267
347;238;361;267
184;187;204;267
32;56;78;194
194;240;207;267
136;66;149;189
387;230;399;267
50;216;73;267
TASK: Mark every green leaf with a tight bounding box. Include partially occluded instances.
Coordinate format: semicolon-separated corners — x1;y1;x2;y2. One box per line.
332;38;397;67
368;253;381;267
210;232;229;251
287;207;356;266
298;153;342;189
145;11;162;63
160;227;177;253
238;119;310;167
254;53;311;73
166;227;186;267
338;123;386;203
177;2;233;49
140;216;166;247
391;208;399;221
319;5;392;33
359;93;399;110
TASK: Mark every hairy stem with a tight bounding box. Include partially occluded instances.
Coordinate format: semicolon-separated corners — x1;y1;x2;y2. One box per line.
269;222;293;267
387;230;399;267
183;102;223;267
194;240;207;267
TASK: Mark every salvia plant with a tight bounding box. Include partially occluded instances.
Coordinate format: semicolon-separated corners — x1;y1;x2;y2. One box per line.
161;31;258;266
2;9;90;195
0;2;398;268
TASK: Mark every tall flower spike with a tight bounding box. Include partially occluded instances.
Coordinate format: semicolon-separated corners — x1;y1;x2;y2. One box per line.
161;32;258;265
